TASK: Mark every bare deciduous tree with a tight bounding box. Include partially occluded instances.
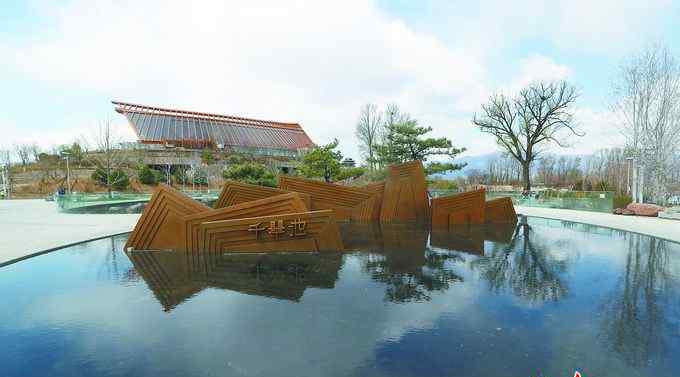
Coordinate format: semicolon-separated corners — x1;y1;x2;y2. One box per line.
613;44;680;204
89;120;129;196
0;150;13;199
13;144;32;170
472;81;581;191
355;103;382;170
29;144;41;163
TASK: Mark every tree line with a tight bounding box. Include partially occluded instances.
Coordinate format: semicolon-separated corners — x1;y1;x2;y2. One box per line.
355;103;466;176
471;43;680;204
464;147;679;194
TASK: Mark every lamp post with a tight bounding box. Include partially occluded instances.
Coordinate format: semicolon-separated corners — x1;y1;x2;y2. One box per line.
61;151;72;194
625;157;634;196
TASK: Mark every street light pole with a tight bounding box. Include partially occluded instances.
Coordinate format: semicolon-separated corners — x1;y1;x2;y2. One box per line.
60;150;72;195
66;155;71;194
625;157;633;196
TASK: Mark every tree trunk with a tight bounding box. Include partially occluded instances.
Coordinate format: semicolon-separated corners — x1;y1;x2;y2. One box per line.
522;162;531;192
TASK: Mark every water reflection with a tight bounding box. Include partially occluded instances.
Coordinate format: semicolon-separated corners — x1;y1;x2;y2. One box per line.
127;250;343;310
5;218;680;377
470;216;569;302
129;222;520;308
600;234;679;367
345;223;515;303
362;224;465;303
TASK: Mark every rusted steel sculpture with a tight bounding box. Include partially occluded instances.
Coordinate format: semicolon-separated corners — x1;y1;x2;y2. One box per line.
363;181;385;222
278;176;381;222
484;197;518;223
125;159;517;255
184;193;308;253
431;189;486;227
380;161;430;223
125;184;211;251
195;210;344;253
126;185;339;253
214;180;311;209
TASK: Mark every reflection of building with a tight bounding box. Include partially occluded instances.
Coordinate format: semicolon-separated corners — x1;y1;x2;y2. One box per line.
112;101;315;173
127;250;342;311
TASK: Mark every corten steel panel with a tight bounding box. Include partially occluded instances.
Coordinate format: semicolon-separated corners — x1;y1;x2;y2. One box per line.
379;161;430;223
484;197;518;223
214;180;311;209
196;210;344;253
278;176;381;222
183;193;309;254
431;189;486;227
125;184;211;251
362;181;386;221
113;101;314;150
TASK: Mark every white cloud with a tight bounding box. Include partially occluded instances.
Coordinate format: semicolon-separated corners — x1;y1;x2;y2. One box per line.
566;108;625;155
1;0;495;160
2;0;659;159
445;0;672;57
507;54;573;92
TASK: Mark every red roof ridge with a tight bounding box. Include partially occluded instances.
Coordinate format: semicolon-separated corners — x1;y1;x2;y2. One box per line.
112;100;303;131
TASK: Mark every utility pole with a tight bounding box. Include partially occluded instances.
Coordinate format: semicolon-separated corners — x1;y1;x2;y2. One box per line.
1;164;8;199
626;157;633;196
61;150;72;194
637;164;645;203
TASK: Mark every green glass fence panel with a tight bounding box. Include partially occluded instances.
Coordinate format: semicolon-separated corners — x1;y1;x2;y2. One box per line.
55;190;220;213
428;190;614;213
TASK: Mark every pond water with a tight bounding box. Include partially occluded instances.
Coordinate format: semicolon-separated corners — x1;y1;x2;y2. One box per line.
1;217;680;377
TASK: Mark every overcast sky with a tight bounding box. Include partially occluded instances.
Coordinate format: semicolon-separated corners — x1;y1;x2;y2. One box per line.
1;0;679;161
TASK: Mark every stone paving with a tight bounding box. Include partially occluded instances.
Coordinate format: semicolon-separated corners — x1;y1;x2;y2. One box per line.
516;206;680;243
0;199;139;266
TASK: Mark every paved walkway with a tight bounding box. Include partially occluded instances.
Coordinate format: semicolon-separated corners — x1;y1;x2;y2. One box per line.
0;200;140;267
516;206;680;243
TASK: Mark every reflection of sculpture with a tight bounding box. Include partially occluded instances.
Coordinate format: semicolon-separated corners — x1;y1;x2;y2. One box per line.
279;176;382;222
127;250;343;310
600;235;675;367
214;180;311;209
380;161;430;223
341;223;465;303
430;222;515;255
470;217;569;302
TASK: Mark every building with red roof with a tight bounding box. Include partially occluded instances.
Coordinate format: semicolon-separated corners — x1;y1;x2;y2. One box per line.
113;101;314;173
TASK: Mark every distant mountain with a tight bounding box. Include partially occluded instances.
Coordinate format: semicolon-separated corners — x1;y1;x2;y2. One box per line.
431;152;503;179
430;151;594;179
